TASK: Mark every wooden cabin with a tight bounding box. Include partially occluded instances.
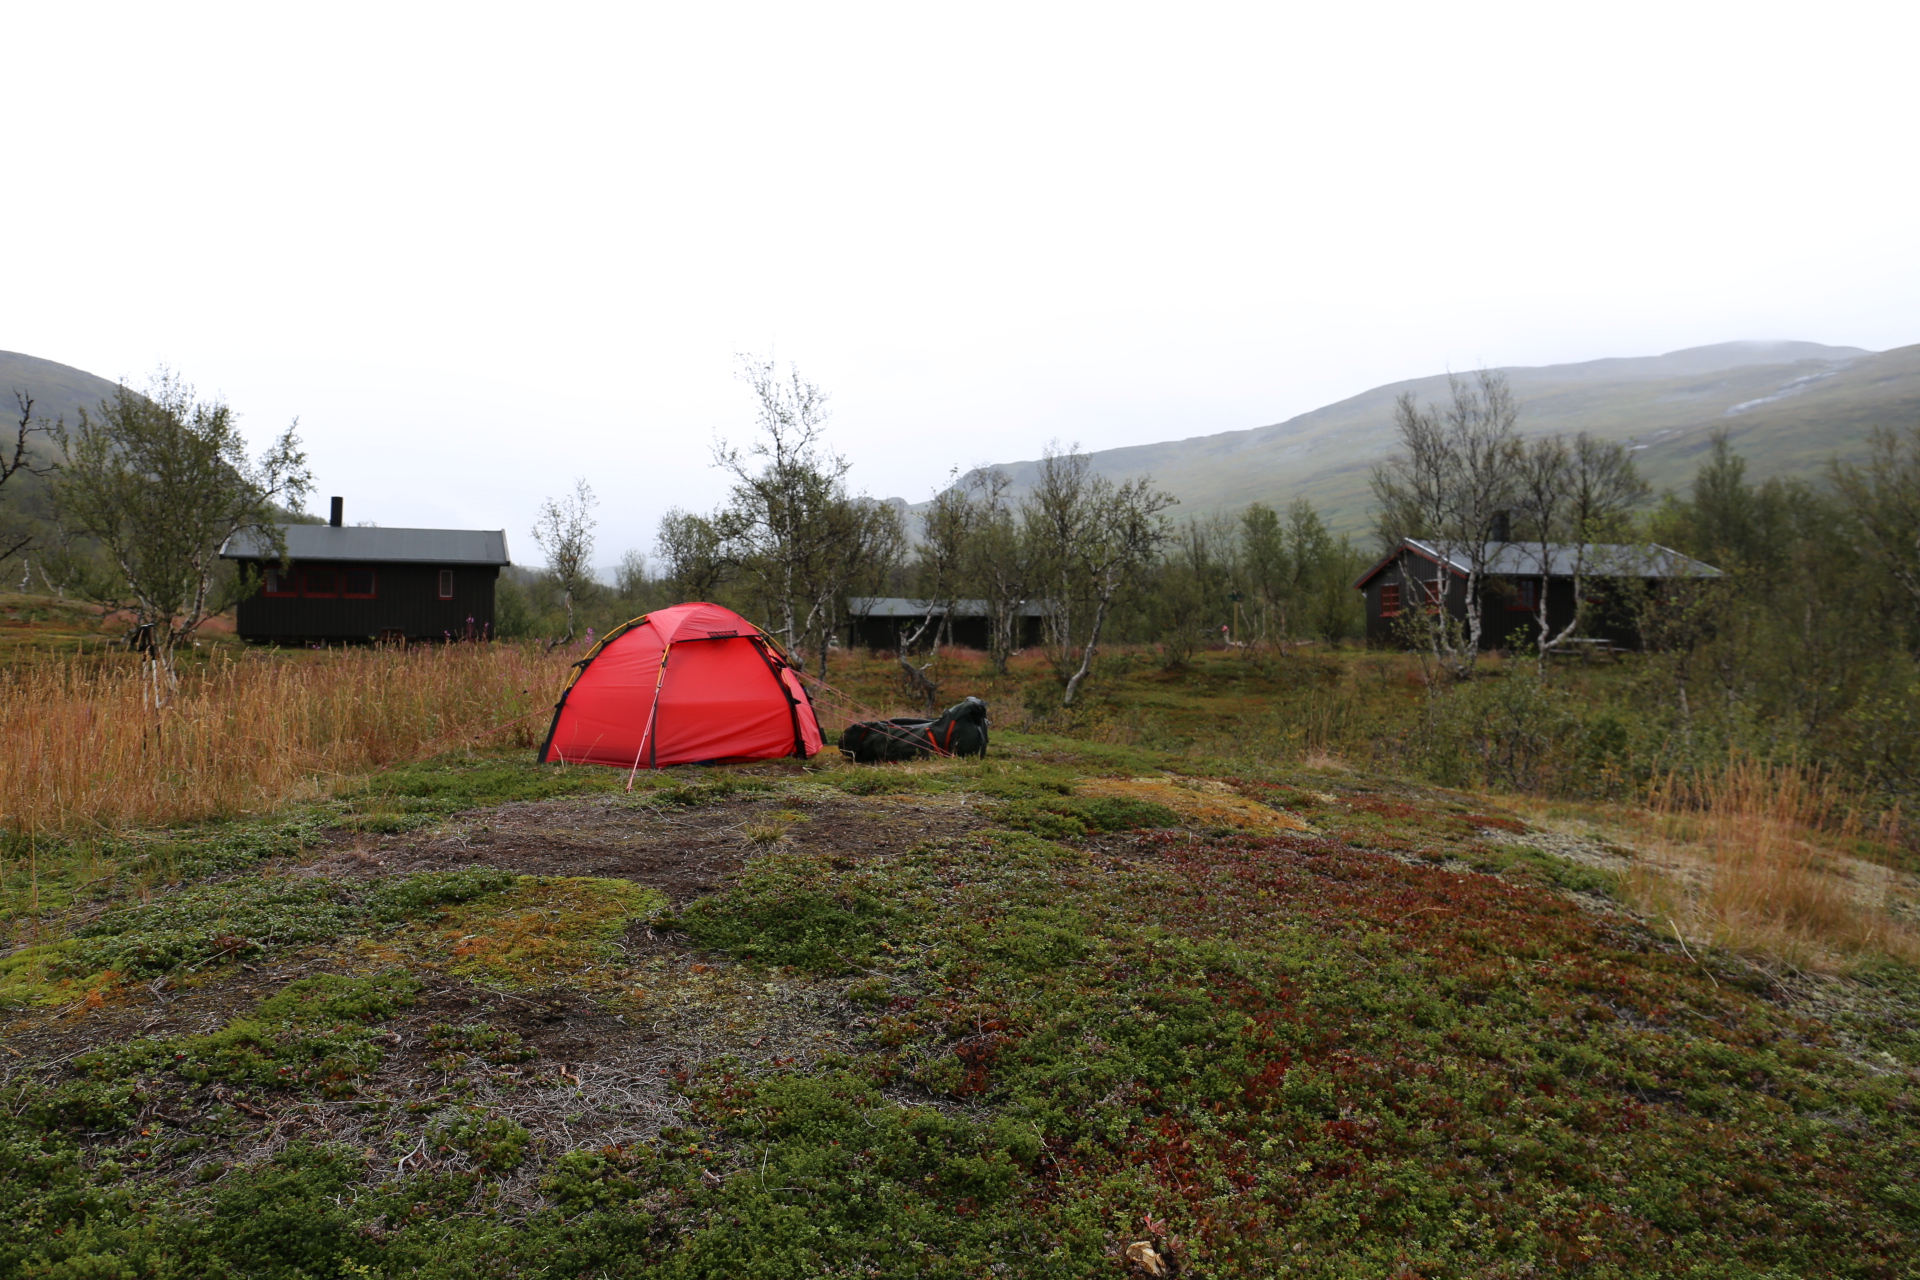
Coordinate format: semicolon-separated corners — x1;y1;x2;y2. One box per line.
220;497;511;644
1353;538;1720;651
846;597;1051;651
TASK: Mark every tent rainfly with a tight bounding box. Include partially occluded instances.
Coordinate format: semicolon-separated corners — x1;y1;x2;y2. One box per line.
537;602;823;769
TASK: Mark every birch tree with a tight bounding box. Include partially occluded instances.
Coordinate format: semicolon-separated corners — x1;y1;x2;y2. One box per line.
1832;426;1920;644
1368;370;1522;678
56;369;309;689
715;356;898;675
1515;431;1647;668
1022;444;1174;706
654;507;733;601
714;357;844;660
531;478;597;646
964;467;1031;674
894;476;974;707
793;493;903;679
0;392;61;563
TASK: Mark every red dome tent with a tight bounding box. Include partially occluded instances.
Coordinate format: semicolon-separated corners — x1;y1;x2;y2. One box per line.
537;603;823;769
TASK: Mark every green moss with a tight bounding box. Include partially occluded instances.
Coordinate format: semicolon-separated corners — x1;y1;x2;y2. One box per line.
338;810;439;835
1456;842;1623;897
0;939;90;1008
990;801;1089;839
416;876;665;988
956;761;1078;802
8;869;521;1008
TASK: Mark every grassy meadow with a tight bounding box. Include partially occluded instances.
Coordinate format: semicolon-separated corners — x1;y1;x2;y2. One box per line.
2;632;1917;1278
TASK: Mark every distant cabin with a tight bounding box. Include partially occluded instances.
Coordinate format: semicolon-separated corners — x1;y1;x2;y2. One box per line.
1353;538;1720;651
846;597;1051;651
219;498;511;644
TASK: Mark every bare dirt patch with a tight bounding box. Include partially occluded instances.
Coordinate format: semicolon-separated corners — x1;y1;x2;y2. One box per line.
1478;825;1635;876
292;790;987;904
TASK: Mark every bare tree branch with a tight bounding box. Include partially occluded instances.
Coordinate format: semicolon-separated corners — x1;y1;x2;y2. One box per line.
532;479;598;647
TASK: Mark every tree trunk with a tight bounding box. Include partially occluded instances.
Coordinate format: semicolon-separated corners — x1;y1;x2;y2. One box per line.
1062;595;1115;707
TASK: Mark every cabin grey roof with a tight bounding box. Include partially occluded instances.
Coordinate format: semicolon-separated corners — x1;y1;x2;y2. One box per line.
220;525;512;566
848;597;1053;618
1355;539;1719;588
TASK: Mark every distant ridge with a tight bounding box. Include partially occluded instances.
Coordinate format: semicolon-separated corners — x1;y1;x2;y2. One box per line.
961;341;1919;534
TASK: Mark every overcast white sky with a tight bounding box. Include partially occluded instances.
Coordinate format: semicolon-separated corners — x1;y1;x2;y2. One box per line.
7;1;1916;564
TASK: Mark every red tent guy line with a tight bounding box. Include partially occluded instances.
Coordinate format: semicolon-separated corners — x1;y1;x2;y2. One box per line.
537;602;823;770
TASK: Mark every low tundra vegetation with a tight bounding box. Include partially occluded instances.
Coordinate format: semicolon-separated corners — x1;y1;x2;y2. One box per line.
2;711;1917;1276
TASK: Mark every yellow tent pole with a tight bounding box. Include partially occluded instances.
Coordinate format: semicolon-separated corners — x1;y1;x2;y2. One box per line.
625;642;673;792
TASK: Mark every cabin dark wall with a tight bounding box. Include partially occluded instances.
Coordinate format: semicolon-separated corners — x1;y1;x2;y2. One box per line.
233;562;499;642
848;614;1045;652
1362;563;1645;651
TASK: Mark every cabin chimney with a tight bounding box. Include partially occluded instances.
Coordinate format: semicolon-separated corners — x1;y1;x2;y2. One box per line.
329;496;343;528
1490;509;1511;542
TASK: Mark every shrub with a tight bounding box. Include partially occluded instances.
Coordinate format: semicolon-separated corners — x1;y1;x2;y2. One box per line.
365;868;517;922
76;973;419;1101
652;776;778;807
680;855;893;973
992;795;1181;837
822;771;925;796
540;1145;658;1210
426;1023;538;1068
432;1107;532;1172
64;879;359;978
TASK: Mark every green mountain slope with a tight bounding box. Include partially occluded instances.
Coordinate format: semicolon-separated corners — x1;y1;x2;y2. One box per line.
0;351;123;429
973;341;1920;533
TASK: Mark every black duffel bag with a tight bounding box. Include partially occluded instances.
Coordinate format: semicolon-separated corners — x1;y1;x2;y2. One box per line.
841;696;989;763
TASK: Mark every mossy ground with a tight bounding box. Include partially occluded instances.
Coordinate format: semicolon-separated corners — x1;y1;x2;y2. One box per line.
1;656;1916;1277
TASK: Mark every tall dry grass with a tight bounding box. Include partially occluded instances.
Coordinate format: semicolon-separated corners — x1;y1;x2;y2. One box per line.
0;643;569;836
1624;758;1917;970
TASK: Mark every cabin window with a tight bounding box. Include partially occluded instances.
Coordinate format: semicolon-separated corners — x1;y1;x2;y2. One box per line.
263;567;298;597
1422;580;1442;612
1379;583;1400;617
1510;578;1539;610
438;569;454;600
343;567;377;598
303;566;338;597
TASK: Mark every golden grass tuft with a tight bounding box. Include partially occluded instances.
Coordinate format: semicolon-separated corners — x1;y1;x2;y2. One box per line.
1622;759;1919;971
739;809;811;845
1076;776;1311;834
0;643;569;836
